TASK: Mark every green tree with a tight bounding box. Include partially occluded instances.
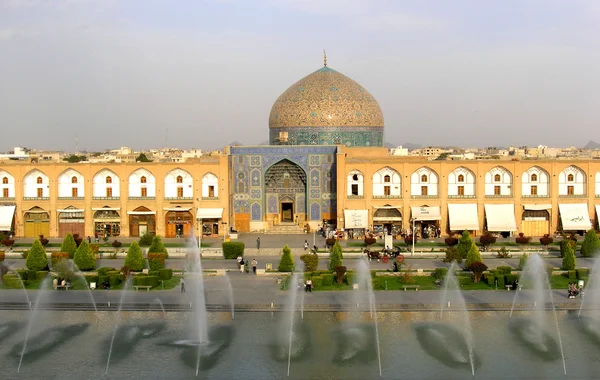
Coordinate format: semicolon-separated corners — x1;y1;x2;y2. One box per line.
278;245;294;272
61;233;78;259
329;240;343;271
148;235;167;255
518;253;529;271
26;239;48;271
562;241;576;270
136;153;152;162
580;229;600;257
124;241;145;271
457;230;473;259
62;155;87;163
465;241;482;269
73;240;96;271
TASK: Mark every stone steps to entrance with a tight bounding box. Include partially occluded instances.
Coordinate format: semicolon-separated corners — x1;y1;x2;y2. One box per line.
264;223;306;235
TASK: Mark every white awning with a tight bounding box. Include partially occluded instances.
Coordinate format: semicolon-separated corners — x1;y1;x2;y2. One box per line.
484;204;517;231
411;206;441;221
448;204;479;231
596;205;600;229
57;209;84;213
197;208;223;219
127;211;156;215
344;210;368;229
92;207;120;211
558;203;592;231
523;204;552;211
163;207;192;212
0;205;16;231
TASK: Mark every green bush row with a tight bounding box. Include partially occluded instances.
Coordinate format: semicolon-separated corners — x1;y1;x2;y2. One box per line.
222;242;245;259
158;268;173;280
133;275;159;288
3;274;24;288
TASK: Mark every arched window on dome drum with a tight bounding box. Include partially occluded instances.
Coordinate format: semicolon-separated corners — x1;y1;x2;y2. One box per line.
494;174;501;182
458;174;465;183
2;177;7;184
176;175;183;184
141;176;147;184
384;175;391;183
531;174;538;182
106;176;112;184
568;174;574;182
36;176;43;184
71;176;78;184
421;174;428;183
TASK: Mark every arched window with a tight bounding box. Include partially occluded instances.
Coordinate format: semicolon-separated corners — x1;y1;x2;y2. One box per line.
494;174;501;182
176;175;183;183
71;176;78;184
531;174;538;182
384;175;391;183
141;176;147;184
36;176;43;184
421;174;428;183
567;174;574;182
458;174;465;183
106;176;112;184
2;177;7;184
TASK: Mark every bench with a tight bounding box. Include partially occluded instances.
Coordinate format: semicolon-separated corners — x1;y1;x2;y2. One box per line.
505;285;523;291
56;285;71;290
403;285;420;291
134;285;152;291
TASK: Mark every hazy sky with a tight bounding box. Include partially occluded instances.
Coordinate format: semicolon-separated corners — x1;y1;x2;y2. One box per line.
1;0;599;152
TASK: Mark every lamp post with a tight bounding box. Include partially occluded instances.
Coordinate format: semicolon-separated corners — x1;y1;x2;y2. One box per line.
412;218;416;257
198;218;202;250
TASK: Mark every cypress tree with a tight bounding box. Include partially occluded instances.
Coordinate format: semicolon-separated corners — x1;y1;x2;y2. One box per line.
278;245;294;272
74;240;96;271
562;242;576;270
457;230;473;259
26;239;48;271
580;229;600;257
329;240;343;270
61;233;78;259
465;241;482;269
124;241;145;271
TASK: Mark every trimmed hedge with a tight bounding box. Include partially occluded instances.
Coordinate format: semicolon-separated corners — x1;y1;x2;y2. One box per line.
26;239;48;271
97;267;116;276
109;274;122;287
28;270;37;281
51;252;69;268
124;241;145;271
133;275;160;288
496;273;505;288
568;270;577;280
457;276;472;286
311;276;324;288
322;274;334;286
300;254;319;272
158;268;173;280
148;253;167;271
222;242;245;259
148;235;168;258
61;233;78;259
432;268;448;280
16;269;27;281
505;274;519;285
577;268;589;279
3;274;24;289
485;274;495;287
74;240;97;271
36;271;48;280
139;233;154;247
84;275;99;284
278;245;294;272
496;266;512;275
345;272;356;285
98;275;109;285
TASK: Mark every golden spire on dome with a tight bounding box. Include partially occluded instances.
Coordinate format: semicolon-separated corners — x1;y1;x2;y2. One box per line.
323;49;327;67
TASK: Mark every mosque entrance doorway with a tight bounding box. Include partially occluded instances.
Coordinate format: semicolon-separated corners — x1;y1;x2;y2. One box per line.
281;202;294;223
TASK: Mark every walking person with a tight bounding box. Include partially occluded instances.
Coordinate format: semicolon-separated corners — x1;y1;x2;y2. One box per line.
304;240;309;251
256;237;260;250
237;255;242;270
240;258;245;273
252;259;257;274
180;276;186;293
305;278;312;293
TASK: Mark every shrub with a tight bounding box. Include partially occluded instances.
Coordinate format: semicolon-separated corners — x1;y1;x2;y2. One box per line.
222;242;245;259
158;268;173;280
35;271;48;280
345;272;355;285
121;266;132;279
442;247;462;264
515;233;531;245
0;251;4;262
61;233;78;259
84;275;99;284
518;254;529;271
334;266;347;284
300;254;319;272
148;270;159;277
329;241;343;271
98;275;109;285
568;270;577;280
457;231;473;259
444;236;458;247
479;233;497;250
39;236;49;246
496;273;505;288
576;268;589;280
364;237;376;247
3;274;23;289
468;261;488;283
496;266;512;274
404;234;418;247
124;241;145;271
432;268;448;280
559;239;576;258
278;245;294;272
112;240;122;248
148;253;167;270
496;247;511;258
148;235;168;257
109;273;122;287
581;229;600;257
16;269;27;280
28;270;37;281
97;267;116;276
74;240;97;271
89;244;100;259
139;233;154;246
311;276;324;288
505;274;519;286
26;239;48;271
562;241;576;270
457;276;472;287
72;234;83;247
325;238;336;249
322;273;334;286
485;274;495;286
465;242;482;269
539;234;554;247
1;239;14;249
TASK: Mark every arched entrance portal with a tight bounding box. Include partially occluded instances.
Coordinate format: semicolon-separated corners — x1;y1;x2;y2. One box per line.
58;206;85;237
129;206;156;237
165;209;193;238
373;205;402;237
265;159;306;224
24;206;50;238
93;207;120;238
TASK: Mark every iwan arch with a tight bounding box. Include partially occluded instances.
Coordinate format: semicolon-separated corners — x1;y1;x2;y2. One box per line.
1;59;600;238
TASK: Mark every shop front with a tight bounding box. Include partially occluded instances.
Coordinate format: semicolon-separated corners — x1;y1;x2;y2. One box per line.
92;207;121;238
343;209;368;239
558;203;591;235
24;207;50;238
372;206;402;237
128;207;156;237
521;204;551;237
447;203;479;236
57;206;85;237
484;204;517;238
197;208;224;236
410;206;441;238
165;207;193;238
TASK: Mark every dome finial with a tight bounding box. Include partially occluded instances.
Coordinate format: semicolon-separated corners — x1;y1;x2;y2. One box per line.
323;49;327;67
